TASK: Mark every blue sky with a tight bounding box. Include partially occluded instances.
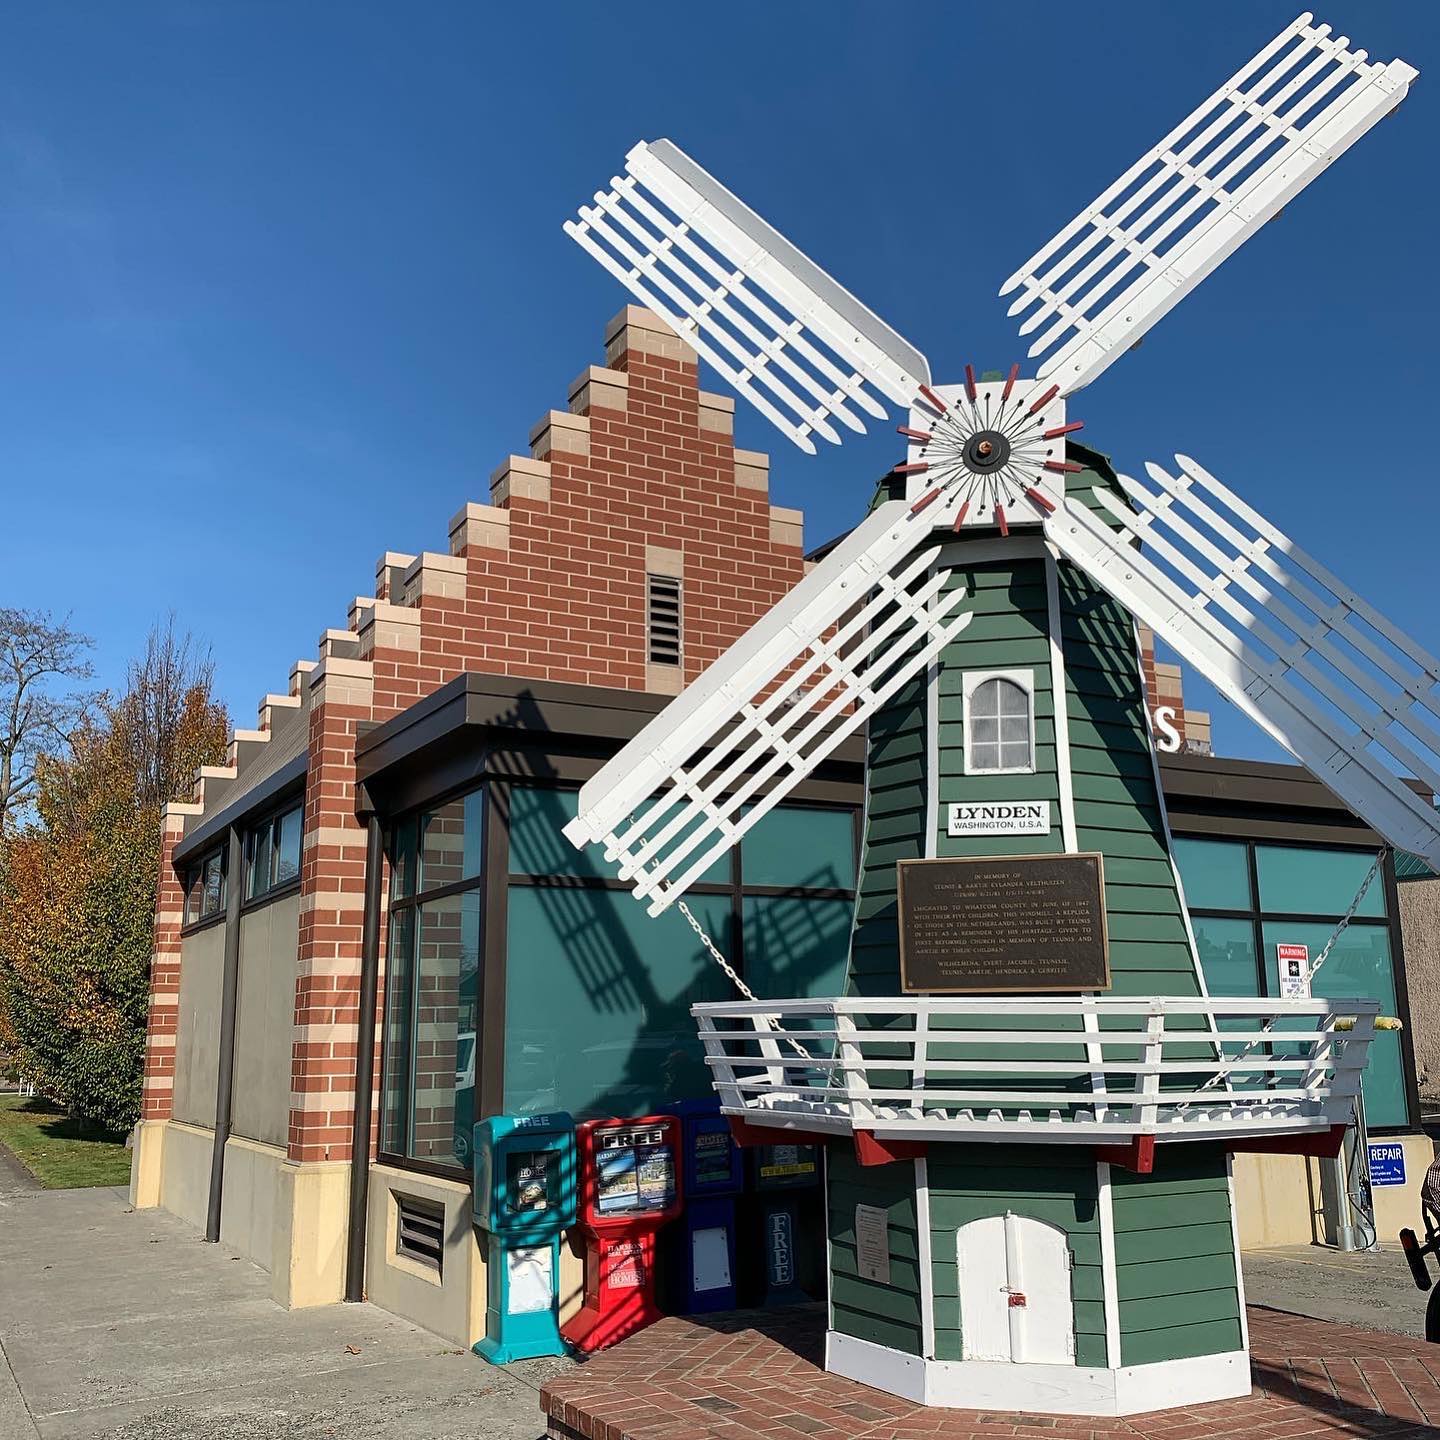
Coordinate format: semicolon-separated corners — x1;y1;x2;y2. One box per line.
3;2;1436;761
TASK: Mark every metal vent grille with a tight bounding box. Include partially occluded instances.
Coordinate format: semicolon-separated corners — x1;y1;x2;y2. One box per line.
648;574;682;667
395;1194;444;1275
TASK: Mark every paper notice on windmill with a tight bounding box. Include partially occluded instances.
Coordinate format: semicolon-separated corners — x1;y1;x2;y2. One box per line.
855;1204;891;1286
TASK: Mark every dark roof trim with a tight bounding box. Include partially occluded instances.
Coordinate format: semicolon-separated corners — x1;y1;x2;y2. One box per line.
174;752;307;867
355;670;865;817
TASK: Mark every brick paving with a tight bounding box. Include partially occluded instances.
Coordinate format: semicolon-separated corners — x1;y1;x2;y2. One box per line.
540;1305;1437;1439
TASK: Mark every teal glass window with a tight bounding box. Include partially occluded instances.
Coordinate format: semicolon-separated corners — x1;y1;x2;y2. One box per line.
503;888;732;1118
1256;845;1386;919
1173;838;1250;911
381;787;486;1172
1259;919;1404;1129
509;785;728;886
1177;830;1409;1131
742;806;855;890
502;784;859;1119
418;790;483;892
246;802;303;900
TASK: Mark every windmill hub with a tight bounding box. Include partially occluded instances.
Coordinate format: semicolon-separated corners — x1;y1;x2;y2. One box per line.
962;429;1011;474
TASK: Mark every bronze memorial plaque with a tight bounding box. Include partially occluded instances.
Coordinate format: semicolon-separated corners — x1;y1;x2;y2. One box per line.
896;853;1110;994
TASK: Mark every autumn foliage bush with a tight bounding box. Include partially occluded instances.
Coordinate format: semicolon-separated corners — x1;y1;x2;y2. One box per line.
0;624;227;1132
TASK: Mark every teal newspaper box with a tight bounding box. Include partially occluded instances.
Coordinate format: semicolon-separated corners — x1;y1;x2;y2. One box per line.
473;1112;576;1365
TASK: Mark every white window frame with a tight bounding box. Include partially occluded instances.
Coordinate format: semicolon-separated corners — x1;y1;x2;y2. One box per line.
962;668;1037;776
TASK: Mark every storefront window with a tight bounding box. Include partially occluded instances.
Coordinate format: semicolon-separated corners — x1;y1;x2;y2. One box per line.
1175;836;1408;1129
381;788;484;1172
503;786;856;1119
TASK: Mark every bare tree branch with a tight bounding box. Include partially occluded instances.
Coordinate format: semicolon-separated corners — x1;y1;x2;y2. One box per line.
0;609;94;836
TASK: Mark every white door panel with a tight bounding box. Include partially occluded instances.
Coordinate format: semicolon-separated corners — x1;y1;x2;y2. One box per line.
958;1213;1074;1366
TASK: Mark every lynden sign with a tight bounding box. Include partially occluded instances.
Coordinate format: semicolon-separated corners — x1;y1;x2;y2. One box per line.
948;800;1051;837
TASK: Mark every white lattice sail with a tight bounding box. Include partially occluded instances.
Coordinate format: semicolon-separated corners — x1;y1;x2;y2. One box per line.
1045;457;1440;870
563;497;970;913
1002;13;1417;396
565;139;931;454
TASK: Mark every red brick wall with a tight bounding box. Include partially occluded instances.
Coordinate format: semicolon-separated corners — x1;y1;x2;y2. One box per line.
272;306;808;1166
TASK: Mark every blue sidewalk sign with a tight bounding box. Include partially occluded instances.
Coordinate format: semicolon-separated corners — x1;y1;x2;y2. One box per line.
1368;1140;1406;1187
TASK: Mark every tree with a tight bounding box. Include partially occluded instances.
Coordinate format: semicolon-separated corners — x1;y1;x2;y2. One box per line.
0;618;229;1131
0;609;94;838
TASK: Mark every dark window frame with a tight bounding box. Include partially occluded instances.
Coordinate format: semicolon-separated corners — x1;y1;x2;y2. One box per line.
180;844;229;933
1175;831;1418;1134
243;796;305;908
376;774;861;1180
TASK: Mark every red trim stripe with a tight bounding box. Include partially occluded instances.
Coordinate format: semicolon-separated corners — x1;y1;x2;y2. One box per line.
1028;383;1059;415
1043;420;1084;440
917;384;948;415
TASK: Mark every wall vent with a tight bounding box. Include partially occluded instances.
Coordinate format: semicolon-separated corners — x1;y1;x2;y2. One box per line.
395;1193;445;1275
647;574;682;667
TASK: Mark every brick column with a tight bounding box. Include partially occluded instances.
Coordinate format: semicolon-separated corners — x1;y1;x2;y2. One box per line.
275;655;374;1308
130;801;200;1207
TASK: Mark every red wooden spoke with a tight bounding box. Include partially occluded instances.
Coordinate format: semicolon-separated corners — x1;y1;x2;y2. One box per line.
1027;383;1059;416
1026;486;1056;514
995;505;1010;536
964;364;977;402
1045;459;1083;474
909;486;941;514
952;501;970;531
917;384;948;415
1043;420;1085;440
895;461;930;475
896;425;933;443
1002;363;1019;402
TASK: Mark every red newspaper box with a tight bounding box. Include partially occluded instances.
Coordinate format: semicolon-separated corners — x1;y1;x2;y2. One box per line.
561;1114;683;1353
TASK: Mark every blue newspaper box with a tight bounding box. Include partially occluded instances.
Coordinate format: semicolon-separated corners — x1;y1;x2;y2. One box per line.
664;1099;743;1313
473;1112;576;1365
749;1139;822;1306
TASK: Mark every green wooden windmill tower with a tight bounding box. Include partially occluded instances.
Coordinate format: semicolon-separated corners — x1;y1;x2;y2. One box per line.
560;13;1434;1417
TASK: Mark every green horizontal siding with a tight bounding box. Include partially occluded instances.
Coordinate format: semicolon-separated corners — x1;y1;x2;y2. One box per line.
1110;1144;1242;1364
827;1144;923;1357
927;1145;1107;1367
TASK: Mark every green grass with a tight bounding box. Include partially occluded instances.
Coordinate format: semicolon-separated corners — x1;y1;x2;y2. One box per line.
0;1093;131;1189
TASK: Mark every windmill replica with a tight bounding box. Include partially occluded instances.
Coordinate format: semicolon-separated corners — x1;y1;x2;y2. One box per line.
561;13;1434;1417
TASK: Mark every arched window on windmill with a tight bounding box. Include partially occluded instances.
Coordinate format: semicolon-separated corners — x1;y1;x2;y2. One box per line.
963;670;1036;776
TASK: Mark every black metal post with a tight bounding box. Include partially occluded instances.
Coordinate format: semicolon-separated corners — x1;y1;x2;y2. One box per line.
205;821;246;1243
345;815;385;1303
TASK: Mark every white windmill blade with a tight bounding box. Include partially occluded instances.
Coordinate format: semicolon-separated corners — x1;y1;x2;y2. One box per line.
564;496;971;914
565;138;931;455
1003;13;1417;396
1044;460;1440;870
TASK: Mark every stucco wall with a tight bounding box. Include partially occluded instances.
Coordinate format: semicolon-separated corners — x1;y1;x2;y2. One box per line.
1399;876;1440;1098
233;893;300;1147
172;923;225;1129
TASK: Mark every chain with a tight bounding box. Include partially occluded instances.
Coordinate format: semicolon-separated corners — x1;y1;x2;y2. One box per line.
677;899;816;1063
1186;849;1386;1103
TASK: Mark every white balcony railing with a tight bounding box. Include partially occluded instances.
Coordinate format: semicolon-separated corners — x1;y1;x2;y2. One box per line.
691;996;1380;1144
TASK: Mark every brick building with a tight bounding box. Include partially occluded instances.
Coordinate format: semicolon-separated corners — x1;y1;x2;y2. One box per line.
130;305;861;1334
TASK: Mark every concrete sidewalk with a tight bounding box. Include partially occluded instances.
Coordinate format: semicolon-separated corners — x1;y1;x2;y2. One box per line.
0;1183;570;1438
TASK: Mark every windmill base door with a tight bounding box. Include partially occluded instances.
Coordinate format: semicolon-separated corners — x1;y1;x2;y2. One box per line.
956;1213;1073;1364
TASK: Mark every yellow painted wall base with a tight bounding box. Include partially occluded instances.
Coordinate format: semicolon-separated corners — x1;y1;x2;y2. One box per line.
271;1159;350;1310
1233;1134;1432;1250
128;1119;168;1209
